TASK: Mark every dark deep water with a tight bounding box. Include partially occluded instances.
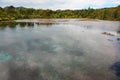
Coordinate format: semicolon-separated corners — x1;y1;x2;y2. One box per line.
0;19;120;80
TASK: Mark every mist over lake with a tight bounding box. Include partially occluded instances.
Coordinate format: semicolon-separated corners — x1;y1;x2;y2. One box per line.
0;19;120;80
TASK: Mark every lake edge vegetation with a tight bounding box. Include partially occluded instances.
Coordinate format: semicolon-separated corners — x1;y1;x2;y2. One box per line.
0;5;120;21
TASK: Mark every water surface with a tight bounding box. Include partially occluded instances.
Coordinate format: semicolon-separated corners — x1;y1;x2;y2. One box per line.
0;19;120;80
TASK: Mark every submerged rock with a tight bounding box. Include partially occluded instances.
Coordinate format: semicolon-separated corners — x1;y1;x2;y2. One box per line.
0;51;12;63
117;38;120;41
111;62;120;77
102;32;115;36
117;31;120;34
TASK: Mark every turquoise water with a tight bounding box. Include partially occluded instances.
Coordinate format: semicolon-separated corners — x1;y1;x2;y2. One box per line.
0;51;12;62
0;19;120;80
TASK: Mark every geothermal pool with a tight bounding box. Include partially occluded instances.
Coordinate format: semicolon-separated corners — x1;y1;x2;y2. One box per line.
0;19;120;80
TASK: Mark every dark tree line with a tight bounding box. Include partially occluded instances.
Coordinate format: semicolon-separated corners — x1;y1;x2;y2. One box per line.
0;5;120;21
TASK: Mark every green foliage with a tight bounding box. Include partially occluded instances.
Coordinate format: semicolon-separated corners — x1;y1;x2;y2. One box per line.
0;5;120;21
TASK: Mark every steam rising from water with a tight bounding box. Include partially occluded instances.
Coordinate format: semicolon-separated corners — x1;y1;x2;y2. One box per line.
0;19;120;80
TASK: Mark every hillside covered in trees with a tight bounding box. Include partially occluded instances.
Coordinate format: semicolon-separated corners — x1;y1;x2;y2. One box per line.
0;5;120;21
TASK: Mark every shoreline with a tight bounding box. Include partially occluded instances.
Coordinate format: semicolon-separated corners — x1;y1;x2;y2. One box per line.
0;18;120;22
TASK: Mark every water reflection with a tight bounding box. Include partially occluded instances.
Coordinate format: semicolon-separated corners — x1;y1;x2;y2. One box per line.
0;19;120;80
0;22;55;30
8;63;44;80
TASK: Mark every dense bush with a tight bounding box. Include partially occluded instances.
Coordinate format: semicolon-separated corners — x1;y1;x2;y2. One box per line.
0;5;120;21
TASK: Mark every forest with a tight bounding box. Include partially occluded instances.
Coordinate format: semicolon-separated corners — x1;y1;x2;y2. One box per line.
0;5;120;21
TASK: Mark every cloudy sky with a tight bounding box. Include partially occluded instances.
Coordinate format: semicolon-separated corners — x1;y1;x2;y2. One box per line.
0;0;120;9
